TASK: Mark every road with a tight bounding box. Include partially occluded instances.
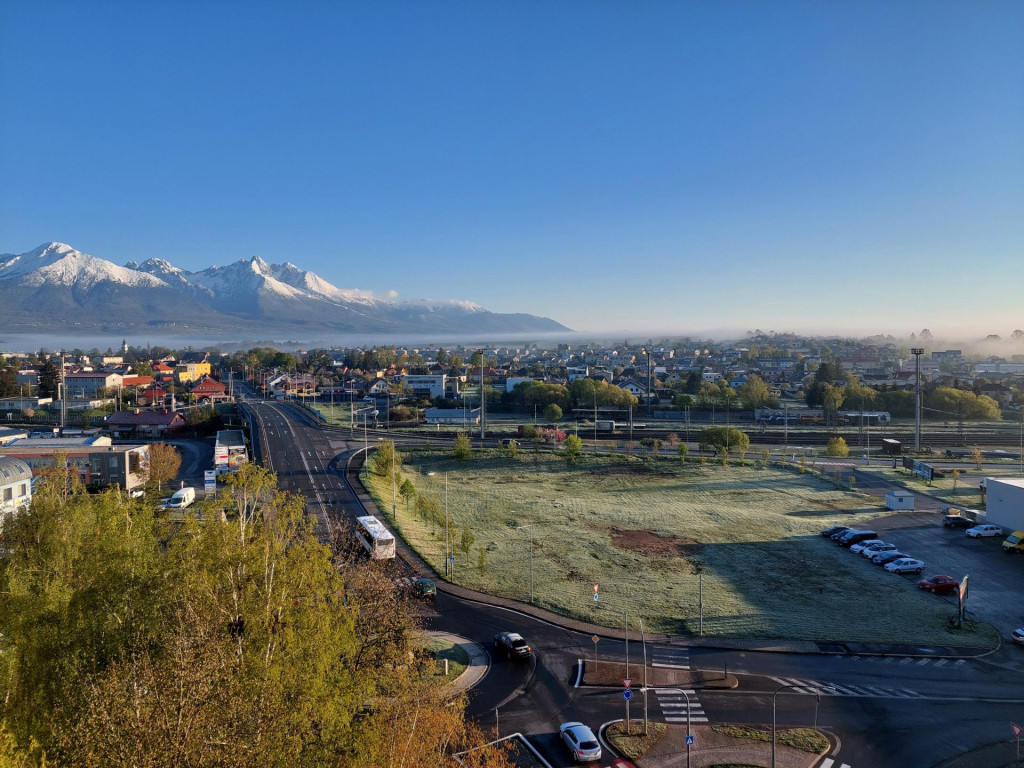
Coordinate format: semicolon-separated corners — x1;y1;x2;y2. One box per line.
241;392;1024;768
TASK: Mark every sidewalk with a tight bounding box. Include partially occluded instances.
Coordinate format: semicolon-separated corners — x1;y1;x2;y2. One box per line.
619;724;828;768
423;630;490;693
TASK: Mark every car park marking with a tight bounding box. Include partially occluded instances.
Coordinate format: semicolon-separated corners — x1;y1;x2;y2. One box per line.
915;658;931;665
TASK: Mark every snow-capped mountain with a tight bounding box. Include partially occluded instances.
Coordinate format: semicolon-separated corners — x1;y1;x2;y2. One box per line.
0;242;569;336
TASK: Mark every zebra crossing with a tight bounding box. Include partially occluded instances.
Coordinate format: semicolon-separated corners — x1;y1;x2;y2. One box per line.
817;759;852;768
769;675;923;699
650;646;691;670
844;655;966;668
653;687;708;724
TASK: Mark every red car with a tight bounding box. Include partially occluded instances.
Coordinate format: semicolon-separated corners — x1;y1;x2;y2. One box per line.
917;575;959;594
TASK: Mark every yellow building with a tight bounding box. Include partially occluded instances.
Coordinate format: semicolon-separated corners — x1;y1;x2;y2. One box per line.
175;360;211;384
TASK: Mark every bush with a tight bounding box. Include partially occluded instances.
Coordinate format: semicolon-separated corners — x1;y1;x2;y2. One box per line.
453;433;472;460
825;437;849;458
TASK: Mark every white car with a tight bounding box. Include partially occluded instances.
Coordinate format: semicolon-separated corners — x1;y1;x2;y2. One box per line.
885;557;925;574
861;542;897;559
966;524;1003;538
1013;627;1024;646
850;539;885;554
559;722;602;763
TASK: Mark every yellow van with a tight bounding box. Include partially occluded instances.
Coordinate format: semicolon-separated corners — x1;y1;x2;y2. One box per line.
1002;531;1024;553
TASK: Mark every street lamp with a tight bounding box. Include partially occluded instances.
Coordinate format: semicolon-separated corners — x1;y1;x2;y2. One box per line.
517;521;535;604
911;348;924;452
772;683;819;768
641;347;653;416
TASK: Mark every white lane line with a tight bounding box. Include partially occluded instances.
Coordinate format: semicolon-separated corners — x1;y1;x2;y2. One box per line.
651;662;690;669
665;716;709;723
660;702;704;708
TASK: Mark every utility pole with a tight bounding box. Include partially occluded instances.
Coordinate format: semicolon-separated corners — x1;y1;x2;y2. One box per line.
911;348;924;452
479;350;486;440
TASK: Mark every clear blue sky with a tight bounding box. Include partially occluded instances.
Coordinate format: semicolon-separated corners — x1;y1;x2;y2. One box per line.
2;1;1022;337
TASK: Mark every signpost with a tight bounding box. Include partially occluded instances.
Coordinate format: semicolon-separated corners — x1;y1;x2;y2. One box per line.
1013;722;1022;763
593;583;599;602
592;635;599;673
204;469;217;498
958;574;969;627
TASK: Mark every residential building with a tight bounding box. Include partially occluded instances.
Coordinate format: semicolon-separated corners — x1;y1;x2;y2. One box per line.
64;371;124;397
106;409;188;438
0;456;32;525
401;374;449;399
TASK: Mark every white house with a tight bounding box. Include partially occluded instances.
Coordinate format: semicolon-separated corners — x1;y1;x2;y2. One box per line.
0;456;33;526
401;374;448;399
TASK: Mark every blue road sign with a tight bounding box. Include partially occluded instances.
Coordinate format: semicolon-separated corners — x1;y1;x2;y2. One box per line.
594;593;599;601
623;690;633;700
685;734;695;746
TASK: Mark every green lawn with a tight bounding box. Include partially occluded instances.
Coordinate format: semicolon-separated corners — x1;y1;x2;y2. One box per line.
364;451;996;646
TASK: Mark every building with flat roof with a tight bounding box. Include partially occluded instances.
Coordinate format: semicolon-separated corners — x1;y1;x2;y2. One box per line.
0;439;148;493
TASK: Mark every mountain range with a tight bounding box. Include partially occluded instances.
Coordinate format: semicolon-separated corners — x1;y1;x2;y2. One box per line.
0;243;569;336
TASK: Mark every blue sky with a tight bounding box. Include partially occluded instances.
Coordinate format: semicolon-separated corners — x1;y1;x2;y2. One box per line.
2;1;1022;337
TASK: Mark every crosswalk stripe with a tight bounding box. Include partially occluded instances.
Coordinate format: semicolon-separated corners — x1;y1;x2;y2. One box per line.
651;662;690;669
862;686;890;696
661;702;704;709
655;689;696;695
665;716;709;723
881;657;894;664
899;658;913;665
819;759;834;768
916;659;930;666
898;688;923;698
953;659;966;666
934;659;948;667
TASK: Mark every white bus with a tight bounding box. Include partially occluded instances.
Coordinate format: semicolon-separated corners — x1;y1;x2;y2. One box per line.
355;515;396;560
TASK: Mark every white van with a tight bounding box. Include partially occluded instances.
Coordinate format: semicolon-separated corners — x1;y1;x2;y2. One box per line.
163;487;196;509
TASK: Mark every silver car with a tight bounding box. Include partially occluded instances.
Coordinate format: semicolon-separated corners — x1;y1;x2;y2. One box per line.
850;539;885;554
559;722;602;763
861;542;897;559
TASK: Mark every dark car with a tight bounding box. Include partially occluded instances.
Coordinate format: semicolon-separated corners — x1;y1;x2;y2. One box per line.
943;514;974;529
414;577;436;598
917;575;959;594
821;525;851;538
494;631;532;659
838;529;878;548
872;550;908;566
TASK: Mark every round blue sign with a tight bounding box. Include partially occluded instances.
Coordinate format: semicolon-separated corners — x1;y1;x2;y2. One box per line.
623;690;633;700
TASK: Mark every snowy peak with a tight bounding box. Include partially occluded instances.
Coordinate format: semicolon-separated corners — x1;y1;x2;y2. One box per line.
0;242;168;289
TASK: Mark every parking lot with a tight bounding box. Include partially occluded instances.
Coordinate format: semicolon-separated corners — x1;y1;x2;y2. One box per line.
857;508;1024;641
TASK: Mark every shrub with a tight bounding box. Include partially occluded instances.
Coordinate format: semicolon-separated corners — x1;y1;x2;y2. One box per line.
825;437;849;458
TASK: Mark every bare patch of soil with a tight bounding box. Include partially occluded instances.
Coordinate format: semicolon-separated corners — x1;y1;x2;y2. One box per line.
609;527;702;557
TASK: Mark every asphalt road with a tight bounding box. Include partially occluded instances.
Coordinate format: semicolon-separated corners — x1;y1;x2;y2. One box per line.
241;392;1024;768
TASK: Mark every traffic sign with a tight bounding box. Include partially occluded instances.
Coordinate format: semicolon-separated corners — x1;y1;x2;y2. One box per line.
592;635;599;644
594;593;599;601
622;690;632;700
686;734;695;746
622;678;632;689
1013;722;1022;738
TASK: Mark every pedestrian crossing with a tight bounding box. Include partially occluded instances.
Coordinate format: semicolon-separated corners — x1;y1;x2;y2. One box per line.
650;646;691;670
653;687;708;724
393;576;418;589
844;655;966;668
769;676;923;699
817;758;851;768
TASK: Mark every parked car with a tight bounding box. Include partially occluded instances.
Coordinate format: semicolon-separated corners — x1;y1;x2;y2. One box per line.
861;542;898;559
1002;531;1024;553
850;539;885;554
1013;627;1024;646
943;514;974;529
494;631;532;659
829;528;852;541
917;575;959;594
872;550;908;566
885;558;925;574
821;525;851;538
966;524;1003;538
501;438;518;448
559;722;602;763
838;530;878;548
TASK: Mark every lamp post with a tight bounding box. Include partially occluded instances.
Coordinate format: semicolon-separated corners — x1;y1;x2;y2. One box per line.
772;683;819;768
642;347;653;416
911;348;924;452
517;522;535;604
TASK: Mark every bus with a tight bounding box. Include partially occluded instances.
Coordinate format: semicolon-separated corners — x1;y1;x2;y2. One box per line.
355;515;396;560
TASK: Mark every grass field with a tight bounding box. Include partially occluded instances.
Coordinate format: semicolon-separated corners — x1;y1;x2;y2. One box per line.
364;451;996;646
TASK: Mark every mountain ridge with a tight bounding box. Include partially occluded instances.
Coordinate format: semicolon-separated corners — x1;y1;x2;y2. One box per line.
0;242;569;336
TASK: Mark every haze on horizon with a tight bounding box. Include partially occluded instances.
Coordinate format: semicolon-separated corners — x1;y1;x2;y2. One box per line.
1;2;1021;337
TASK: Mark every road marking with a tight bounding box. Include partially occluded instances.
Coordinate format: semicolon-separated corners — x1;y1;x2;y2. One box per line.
916;659;930;666
953;659;966;667
934;659;948;667
665;716;709;724
651;662;690;669
899;658;913;665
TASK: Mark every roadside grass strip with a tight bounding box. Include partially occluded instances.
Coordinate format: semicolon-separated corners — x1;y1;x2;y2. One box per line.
364;453;996;645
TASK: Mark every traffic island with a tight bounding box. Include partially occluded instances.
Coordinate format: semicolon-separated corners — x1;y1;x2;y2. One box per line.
606;721;668;761
582;660;738;690
635;724;830;768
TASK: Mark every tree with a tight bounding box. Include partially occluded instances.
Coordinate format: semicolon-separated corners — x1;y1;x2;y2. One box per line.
371;439;402;480
543;403;562;422
677;443;688;462
38;361;60;399
737;375;774;411
399;478;416;514
970;447;983;471
825;437;850;458
563;434;583;464
821;384;846;429
459;527;475;557
696;426;749;456
146;442;181;492
453;433;472;460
